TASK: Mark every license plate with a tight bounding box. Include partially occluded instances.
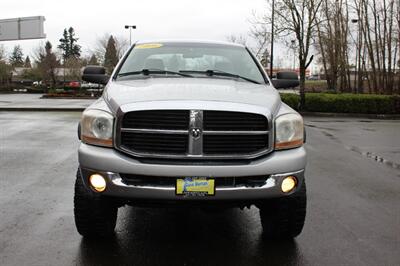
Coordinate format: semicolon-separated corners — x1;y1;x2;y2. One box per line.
176;177;215;196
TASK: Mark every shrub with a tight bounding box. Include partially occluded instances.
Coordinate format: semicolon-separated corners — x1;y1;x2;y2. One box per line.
280;93;300;110
280;93;399;114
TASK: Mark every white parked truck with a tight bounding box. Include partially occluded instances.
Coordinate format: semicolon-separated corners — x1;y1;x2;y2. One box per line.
75;40;307;239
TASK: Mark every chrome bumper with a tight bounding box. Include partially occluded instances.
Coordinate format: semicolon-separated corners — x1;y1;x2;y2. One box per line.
78;143;307;201
80;167;305;201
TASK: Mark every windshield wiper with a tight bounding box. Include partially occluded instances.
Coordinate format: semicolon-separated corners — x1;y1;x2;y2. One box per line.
117;69;193;78
180;69;261;84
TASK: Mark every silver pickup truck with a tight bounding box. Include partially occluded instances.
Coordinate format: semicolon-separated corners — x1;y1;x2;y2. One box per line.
75;40;306;239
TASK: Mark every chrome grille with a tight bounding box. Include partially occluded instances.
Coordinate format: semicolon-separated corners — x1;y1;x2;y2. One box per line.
117;110;271;159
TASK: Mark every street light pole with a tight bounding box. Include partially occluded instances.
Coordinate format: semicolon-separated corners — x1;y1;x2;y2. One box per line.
124;25;136;46
270;0;275;78
291;40;296;70
351;18;359;93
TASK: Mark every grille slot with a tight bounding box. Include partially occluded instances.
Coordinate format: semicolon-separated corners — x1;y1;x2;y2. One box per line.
120;174;269;187
121;132;187;154
203;134;268;154
203;111;267;131
122;110;189;130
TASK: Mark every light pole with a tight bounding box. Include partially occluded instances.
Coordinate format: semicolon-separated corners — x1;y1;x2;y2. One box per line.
291;40;296;70
124;25;136;46
351;18;360;93
270;0;275;78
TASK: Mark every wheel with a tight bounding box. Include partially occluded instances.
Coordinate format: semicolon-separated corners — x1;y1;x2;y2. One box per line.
258;179;307;239
74;170;118;237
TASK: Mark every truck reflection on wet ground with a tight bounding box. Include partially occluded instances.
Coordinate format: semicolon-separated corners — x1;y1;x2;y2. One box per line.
76;207;307;266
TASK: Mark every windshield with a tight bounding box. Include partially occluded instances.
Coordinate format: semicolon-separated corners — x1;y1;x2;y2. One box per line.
116;42;266;84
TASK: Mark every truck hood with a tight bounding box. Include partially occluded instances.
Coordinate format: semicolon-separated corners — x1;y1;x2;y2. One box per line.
104;78;281;115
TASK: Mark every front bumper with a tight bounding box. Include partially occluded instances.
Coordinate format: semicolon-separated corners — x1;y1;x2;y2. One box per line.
78;143;307;201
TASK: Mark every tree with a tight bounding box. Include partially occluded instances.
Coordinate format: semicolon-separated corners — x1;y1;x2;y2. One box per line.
104;35;118;74
356;0;399;94
68;27;81;58
249;11;273;60
24;56;32;68
249;0;399;95
0;45;12;86
58;27;81;60
92;34;129;64
36;41;60;87
226;34;248;46
21;67;41;81
64;57;82;81
9;45;24;67
0;61;12;86
311;0;399;94
58;29;70;60
88;54;99;65
0;45;11;86
315;0;351;92
273;0;323;109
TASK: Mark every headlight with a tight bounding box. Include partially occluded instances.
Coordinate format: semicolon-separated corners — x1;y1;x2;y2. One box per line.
81;109;114;147
275;113;304;150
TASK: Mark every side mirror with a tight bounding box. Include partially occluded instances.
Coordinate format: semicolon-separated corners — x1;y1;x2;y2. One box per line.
82;66;109;85
271;71;299;89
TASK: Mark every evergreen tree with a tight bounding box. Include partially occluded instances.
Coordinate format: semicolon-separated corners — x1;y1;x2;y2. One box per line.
68;27;81;58
0;61;12;85
9;45;24;67
58;27;81;60
24;56;32;68
37;41;60;87
88;54;99;65
0;45;12;85
104;35;118;74
58;29;70;60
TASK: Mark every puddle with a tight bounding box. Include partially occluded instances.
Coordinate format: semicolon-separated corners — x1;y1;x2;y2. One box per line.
322;131;334;137
320;131;341;142
305;124;339;131
309;120;346;123
347;146;400;170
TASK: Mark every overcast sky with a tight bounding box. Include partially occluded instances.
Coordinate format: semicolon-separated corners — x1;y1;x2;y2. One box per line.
1;0;268;58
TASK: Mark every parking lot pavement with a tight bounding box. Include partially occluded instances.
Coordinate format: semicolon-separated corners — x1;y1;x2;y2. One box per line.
0;112;399;266
0;94;94;110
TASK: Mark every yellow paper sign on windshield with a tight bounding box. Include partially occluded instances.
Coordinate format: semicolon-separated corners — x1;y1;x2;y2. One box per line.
135;43;163;49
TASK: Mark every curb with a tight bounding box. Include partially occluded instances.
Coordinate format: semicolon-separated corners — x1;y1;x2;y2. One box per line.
300;111;400;119
40;96;97;100
0;107;85;112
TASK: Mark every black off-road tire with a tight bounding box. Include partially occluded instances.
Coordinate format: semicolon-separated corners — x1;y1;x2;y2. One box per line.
74;170;118;238
259;179;307;240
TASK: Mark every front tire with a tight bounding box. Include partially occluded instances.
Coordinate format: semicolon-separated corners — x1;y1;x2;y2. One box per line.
74;170;118;238
259;179;307;239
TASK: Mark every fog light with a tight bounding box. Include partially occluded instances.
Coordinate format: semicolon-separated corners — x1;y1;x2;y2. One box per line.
281;176;297;193
89;174;106;192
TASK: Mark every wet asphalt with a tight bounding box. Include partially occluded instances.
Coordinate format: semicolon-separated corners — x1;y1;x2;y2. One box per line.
0;112;399;266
